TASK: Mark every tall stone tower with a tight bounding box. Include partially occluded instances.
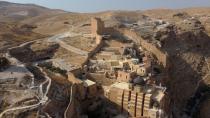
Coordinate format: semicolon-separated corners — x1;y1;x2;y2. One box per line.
91;17;104;37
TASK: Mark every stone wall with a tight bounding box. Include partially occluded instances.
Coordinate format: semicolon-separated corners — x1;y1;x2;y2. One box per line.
88;35;104;58
81;36;104;67
118;28;169;69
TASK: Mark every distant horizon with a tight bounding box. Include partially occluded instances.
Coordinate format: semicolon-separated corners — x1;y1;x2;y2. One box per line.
2;0;210;13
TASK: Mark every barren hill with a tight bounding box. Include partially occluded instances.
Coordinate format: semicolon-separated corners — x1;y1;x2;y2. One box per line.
10;7;210;36
0;1;65;22
0;22;46;52
0;1;65;51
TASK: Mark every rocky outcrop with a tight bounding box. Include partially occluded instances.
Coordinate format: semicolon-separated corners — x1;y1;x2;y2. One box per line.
0;57;10;71
9;42;59;63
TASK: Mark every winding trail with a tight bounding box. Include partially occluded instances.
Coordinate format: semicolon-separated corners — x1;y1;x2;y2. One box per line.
36;66;51;100
0;66;51;118
0;100;46;118
64;84;74;118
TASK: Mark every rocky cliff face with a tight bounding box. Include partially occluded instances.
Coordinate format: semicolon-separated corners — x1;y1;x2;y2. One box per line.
157;16;210;118
9;41;59;63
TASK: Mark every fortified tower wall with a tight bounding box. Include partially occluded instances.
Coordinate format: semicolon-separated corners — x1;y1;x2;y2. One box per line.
80;18;105;67
91;17;105;37
91;17;169;70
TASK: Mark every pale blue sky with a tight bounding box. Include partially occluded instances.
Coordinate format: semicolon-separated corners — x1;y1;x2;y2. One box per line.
3;0;210;13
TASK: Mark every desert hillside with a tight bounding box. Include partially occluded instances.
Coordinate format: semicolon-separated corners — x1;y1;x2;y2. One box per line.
0;1;65;22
